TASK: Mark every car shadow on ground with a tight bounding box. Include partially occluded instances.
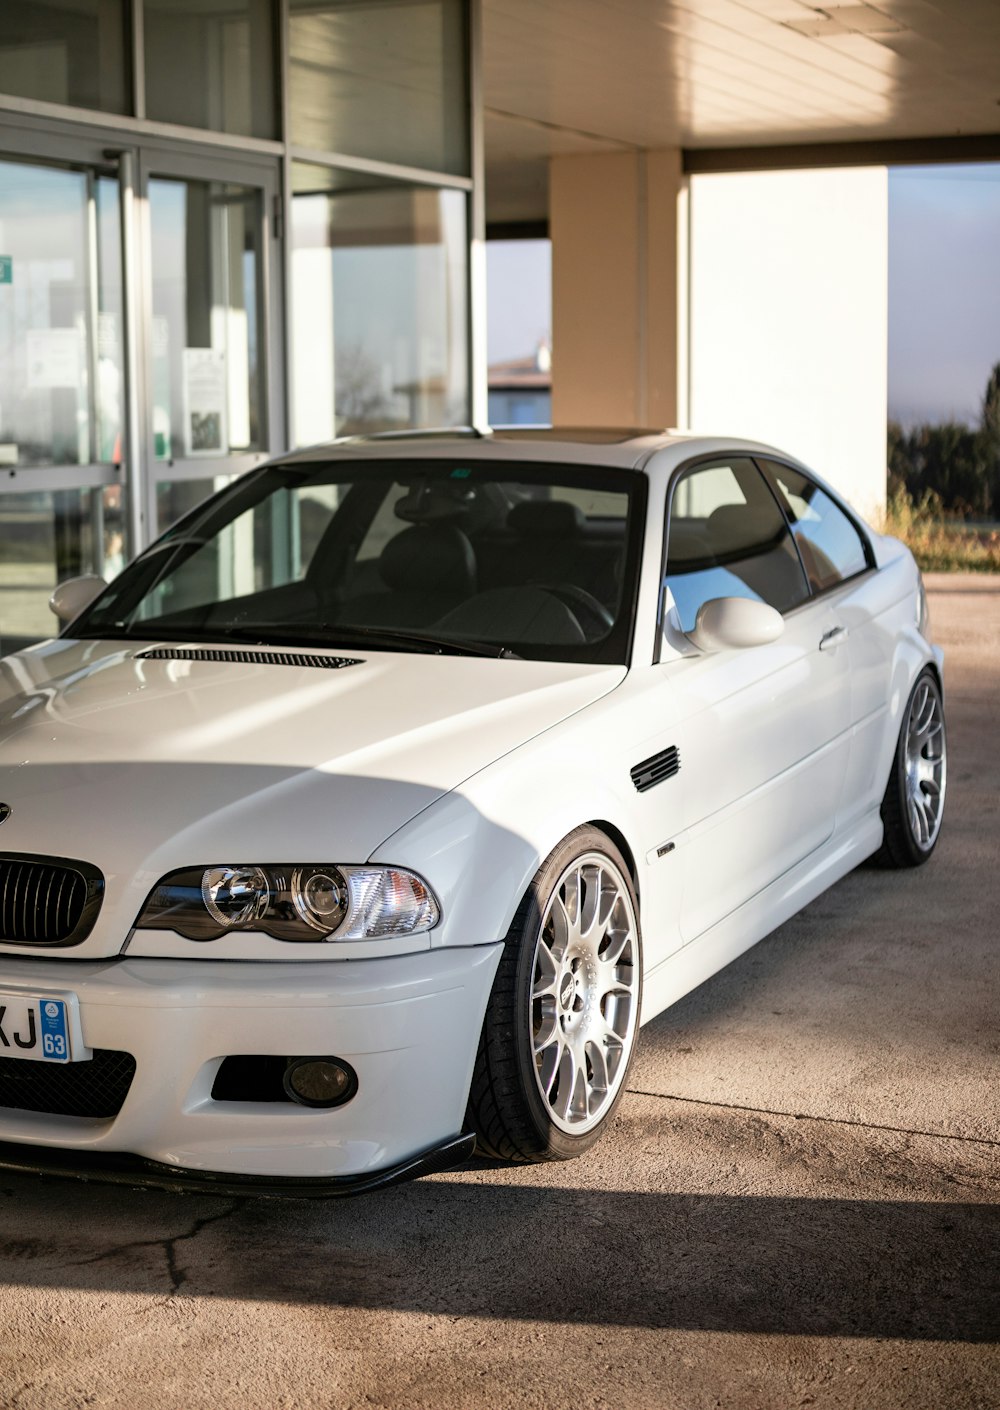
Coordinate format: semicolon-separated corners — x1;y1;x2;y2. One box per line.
1;1170;998;1344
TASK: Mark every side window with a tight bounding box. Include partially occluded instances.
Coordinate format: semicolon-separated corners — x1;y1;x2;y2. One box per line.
762;461;870;593
665;458;809;633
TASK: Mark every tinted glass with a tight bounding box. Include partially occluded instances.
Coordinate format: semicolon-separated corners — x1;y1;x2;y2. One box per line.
763;461;870;592
144;0;276;139
156;475;233;536
73;460;645;665
288;0;468;175
665;458;808;632
0;0;128;114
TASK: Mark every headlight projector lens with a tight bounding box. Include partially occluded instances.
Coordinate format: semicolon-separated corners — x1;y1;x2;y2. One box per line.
291;866;347;933
283;1057;358;1108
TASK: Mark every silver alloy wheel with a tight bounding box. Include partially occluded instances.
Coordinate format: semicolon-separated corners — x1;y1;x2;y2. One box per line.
904;676;947;851
529;851;640;1136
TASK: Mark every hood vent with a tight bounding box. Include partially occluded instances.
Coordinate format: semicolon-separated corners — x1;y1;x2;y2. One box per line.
631;745;680;794
135;648;363;670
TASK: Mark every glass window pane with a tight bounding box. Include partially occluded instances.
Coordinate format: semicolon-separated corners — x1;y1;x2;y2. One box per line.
0;159;124;468
149;177;263;462
0;487;123;653
146;481;341;615
80;460;643;665
288;0;468;176
666;459;808;631
143;0;276;139
156;475;231;536
291;168;468;439
0;0;129;115
486;239;552;426
764;461;870;592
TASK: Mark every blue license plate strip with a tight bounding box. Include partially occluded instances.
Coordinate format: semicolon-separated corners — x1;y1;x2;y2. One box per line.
0;994;75;1062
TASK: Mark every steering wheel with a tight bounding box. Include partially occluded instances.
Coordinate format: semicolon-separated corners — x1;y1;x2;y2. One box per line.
537;584;614;639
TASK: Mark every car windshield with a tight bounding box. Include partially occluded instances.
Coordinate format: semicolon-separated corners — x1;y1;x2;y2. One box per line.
74;459;646;665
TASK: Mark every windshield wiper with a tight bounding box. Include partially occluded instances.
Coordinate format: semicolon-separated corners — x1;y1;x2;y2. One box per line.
75;622;520;659
254;624;522;659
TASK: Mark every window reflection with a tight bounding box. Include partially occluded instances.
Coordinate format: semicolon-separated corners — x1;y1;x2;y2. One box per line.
149;178;263;462
291;167;468;440
288;0;468;175
0;487;123;653
0;0;128;114
0;160;123;468
144;0;276;140
666;459;809;631
156;477;231;536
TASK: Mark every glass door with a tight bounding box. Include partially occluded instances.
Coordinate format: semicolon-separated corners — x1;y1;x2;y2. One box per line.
137;146;283;538
0;141;127;654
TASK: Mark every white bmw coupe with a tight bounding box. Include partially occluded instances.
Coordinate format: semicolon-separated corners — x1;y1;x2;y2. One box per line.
0;430;946;1194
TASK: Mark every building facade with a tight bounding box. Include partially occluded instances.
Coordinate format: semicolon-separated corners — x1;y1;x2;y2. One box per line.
0;0;480;652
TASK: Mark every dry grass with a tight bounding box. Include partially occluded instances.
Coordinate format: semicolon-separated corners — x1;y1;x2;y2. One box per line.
879;487;1000;572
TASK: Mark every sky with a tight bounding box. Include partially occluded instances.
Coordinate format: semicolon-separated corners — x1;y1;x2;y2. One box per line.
486;167;1000;432
485;239;551;366
888;164;1000;430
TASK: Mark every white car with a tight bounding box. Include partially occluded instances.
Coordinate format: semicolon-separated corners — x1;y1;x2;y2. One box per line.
0;430;946;1194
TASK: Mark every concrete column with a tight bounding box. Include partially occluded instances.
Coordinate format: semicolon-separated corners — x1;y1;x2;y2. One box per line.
550;149;683;429
688;167;888;520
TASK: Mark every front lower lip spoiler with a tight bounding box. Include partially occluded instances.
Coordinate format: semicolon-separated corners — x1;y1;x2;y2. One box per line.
0;1131;477;1199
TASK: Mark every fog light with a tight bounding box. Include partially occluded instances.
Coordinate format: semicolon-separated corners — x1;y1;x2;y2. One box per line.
282;1057;357;1109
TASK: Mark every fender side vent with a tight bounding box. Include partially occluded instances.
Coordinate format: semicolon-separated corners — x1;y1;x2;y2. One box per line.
136;648;363;670
631;746;680;793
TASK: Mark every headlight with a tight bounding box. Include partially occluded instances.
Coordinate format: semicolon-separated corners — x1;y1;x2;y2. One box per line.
136;864;440;942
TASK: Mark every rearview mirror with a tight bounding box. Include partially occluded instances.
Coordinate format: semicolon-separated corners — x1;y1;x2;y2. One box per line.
687;597;783;653
49;574;108;625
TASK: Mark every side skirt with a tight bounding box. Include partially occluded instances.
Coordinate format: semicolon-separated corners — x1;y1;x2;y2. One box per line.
639;811;883;1026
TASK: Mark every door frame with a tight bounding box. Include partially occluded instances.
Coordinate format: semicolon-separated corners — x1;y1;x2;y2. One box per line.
0;116;286;557
0;123;128;505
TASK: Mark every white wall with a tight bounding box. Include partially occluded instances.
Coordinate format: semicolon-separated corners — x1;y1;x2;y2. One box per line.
687;167;888;521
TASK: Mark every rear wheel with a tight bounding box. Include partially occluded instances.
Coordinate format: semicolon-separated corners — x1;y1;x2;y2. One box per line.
874;667;947;868
467;827;642;1162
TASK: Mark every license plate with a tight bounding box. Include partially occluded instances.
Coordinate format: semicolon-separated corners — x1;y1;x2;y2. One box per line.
0;994;76;1063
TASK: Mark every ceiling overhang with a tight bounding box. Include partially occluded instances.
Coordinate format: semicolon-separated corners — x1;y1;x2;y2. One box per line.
483;0;1000;225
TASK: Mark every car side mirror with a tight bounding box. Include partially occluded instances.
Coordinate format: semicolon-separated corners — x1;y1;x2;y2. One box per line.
686;597;784;653
49;574;108;625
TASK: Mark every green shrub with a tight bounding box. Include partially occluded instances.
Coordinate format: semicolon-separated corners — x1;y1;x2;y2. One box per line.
879;485;1000;572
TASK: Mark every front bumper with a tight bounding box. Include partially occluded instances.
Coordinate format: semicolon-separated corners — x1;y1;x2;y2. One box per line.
0;944;504;1182
0;1131;477;1198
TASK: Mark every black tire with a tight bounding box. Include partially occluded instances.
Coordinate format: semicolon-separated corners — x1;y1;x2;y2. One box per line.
466;826;642;1163
872;666;947;869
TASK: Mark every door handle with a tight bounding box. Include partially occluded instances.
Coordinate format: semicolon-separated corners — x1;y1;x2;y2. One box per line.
819;626;847;651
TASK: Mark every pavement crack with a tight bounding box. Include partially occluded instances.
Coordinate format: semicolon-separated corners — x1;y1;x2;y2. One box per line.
626;1087;1000;1149
68;1199;246;1295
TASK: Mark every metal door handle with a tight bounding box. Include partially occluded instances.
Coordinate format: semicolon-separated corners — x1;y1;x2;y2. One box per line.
819;626;847;651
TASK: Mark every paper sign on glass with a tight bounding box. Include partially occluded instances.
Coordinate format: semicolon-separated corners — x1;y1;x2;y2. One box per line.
182;348;228;457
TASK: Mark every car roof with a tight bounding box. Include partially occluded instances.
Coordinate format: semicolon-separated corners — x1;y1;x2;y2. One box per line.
274;426;796;474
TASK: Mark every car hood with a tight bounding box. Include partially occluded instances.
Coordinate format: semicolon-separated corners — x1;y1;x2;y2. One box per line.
0;638;625;956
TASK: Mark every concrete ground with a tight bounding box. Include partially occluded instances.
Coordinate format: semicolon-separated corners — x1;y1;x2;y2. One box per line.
1;574;998;1410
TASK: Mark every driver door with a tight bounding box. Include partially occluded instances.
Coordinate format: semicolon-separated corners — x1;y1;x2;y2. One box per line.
662;458;853;942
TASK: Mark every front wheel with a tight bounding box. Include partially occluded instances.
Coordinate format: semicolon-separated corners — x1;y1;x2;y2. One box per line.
467;827;642;1163
873;667;947;868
